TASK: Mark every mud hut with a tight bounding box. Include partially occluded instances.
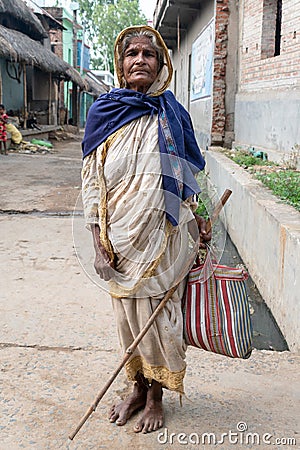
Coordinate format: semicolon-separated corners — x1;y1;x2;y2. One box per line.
0;0;85;128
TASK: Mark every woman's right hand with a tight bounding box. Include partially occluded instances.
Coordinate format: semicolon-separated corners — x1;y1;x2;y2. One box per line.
91;224;115;281
94;247;115;281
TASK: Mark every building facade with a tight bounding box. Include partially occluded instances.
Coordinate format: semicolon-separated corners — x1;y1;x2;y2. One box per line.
235;0;300;163
154;0;300;164
0;0;85;129
45;6;80;124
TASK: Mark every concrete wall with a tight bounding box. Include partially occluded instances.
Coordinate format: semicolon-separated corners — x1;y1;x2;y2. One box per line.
235;90;300;164
205;149;300;352
235;0;300;162
158;0;300;158
170;0;239;150
171;0;214;150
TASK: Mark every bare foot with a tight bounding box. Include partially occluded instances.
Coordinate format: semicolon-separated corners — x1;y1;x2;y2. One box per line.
109;380;147;426
134;380;164;434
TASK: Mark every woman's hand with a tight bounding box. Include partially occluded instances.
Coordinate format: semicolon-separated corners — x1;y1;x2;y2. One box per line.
91;224;115;281
193;213;212;249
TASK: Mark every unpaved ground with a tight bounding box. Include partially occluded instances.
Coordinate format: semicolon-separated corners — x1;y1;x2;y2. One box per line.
0;141;299;449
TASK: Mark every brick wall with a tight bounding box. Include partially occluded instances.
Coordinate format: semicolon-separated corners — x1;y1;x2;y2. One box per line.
49;28;65;114
49;29;63;59
240;0;300;91
44;7;64;61
211;0;230;144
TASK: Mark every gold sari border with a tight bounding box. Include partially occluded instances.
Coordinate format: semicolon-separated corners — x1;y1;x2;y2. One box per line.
125;355;185;394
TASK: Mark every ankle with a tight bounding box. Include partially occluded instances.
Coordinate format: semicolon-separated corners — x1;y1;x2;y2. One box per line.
147;381;163;402
135;373;149;392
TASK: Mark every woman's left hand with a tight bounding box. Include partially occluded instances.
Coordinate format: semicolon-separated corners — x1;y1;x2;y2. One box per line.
193;213;212;249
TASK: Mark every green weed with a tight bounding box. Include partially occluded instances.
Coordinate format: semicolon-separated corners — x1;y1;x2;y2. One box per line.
255;170;300;211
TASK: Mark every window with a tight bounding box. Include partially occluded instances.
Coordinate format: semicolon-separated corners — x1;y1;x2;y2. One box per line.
261;0;282;58
274;0;282;56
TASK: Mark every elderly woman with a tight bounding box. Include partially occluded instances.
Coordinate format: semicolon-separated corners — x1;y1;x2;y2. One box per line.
82;25;210;434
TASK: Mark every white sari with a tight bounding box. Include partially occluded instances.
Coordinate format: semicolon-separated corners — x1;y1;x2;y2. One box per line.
81;25;203;392
82;114;198;393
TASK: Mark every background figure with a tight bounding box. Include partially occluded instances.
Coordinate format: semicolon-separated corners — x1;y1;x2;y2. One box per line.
81;25;211;434
6;123;22;147
0;104;8;155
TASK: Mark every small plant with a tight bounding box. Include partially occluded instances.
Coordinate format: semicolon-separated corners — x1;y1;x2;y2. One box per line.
280;145;300;170
230;149;275;169
195;172;228;260
219;147;299;211
195;200;209;218
232;153;266;167
255;170;300;211
196;172;211;219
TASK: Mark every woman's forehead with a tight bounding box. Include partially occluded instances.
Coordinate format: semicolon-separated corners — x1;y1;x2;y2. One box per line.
126;36;154;49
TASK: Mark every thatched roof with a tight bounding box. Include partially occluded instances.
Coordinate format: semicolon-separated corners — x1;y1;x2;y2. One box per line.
0;33;17;60
25;0;65;31
84;72;109;96
0;25;85;88
0;0;47;40
66;66;86;88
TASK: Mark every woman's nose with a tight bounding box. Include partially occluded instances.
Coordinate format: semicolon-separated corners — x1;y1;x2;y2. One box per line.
135;52;145;63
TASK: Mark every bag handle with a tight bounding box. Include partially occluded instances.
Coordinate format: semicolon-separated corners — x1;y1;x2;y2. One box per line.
194;189;232;267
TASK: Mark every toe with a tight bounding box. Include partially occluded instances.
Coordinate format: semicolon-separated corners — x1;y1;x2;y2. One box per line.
116;417;127;426
153;418;163;431
108;408;118;422
109;405;116;418
157;418;164;429
142;420;151;434
146;423;154;433
133;421;143;433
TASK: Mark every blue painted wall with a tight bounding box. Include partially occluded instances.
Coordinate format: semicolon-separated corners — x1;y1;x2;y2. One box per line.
1;59;24;112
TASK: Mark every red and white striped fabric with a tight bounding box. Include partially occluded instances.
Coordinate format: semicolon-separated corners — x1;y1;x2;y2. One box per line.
182;251;253;359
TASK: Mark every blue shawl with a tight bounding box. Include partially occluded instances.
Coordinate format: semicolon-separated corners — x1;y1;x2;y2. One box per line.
82;88;205;226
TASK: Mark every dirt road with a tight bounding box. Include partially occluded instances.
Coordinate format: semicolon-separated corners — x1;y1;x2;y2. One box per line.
0;140;299;449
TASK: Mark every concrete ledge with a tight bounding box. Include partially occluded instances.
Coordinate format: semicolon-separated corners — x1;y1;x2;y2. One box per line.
21;125;61;141
205;148;300;352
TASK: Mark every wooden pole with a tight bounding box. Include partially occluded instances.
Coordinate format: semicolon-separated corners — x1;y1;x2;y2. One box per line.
23;63;27;129
177;13;180;53
48;72;52;125
57;79;61;126
206;189;232;233
68;283;179;441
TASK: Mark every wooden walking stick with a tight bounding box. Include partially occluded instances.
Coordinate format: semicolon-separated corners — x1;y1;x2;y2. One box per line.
68;188;232;441
206;188;232;234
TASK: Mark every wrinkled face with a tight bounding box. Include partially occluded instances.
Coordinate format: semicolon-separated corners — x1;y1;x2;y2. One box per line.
122;36;159;93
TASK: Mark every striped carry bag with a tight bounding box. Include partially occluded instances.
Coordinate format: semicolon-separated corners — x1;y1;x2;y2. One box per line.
182;249;253;359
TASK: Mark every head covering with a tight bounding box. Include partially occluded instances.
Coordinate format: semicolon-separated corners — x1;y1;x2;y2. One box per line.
114;25;173;97
82;25;205;226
